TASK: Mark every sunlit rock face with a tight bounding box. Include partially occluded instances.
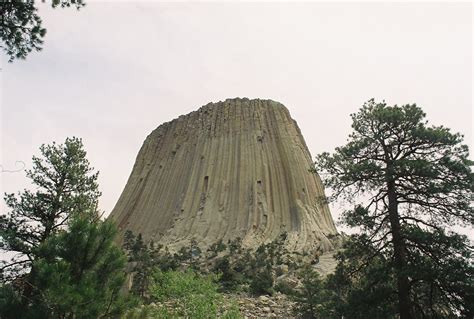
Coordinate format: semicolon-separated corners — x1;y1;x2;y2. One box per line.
110;98;338;252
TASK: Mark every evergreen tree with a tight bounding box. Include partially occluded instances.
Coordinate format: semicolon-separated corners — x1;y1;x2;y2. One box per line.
315;100;474;318
322;238;399;319
292;266;332;319
249;264;274;296
1;0;85;62
122;232;166;300
1;137;100;281
22;217;129;318
0;138;131;318
122;230;136;255
213;256;240;292
131;233;145;262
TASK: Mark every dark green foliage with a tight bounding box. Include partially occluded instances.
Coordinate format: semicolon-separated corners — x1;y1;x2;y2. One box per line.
322;232;473;319
249;265;274;296
0;138;130;318
123;230;136;252
314;100;474;318
324;238;399;319
17;218;131;318
403;227;474;318
0;0;85;62
131;234;145;261
292;267;331;319
154;247;180;272
1;137;100;281
217;234;290;294
122;233;166;300
234;250;252;273
228;237;243;254
175;245;192;262
121;232;293;298
0;285;22;319
207;239;227;257
249;234;287;270
213;256;241;291
274;280;295;295
244;234;291;295
155;238;203;270
316;100;473;224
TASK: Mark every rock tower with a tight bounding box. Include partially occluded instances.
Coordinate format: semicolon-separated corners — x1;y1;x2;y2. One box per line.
110;98;338;252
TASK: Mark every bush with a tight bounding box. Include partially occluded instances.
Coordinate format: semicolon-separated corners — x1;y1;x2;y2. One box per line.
275;280;295;296
249;266;274;296
125;300;242;319
148;269;236;318
208;239;227;258
214;256;241;292
228;237;243;254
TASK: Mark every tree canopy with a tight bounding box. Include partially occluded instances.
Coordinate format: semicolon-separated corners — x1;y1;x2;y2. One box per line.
1;137;100;280
315;99;474;318
0;0;85;62
0;137;130;318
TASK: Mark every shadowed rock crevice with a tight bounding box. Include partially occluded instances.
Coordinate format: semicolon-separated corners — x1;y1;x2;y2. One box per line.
110;98;338;252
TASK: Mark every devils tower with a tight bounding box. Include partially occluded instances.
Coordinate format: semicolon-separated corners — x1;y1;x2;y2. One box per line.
110;98;338;253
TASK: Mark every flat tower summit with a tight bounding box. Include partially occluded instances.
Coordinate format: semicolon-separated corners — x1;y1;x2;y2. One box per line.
110;98;338;252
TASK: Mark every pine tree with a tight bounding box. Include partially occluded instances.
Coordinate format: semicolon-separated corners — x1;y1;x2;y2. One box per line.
22;217;130;318
122;232;164;300
0;0;85;62
122;230;136;254
315;100;474;318
292;266;331;319
0;137;131;318
1;137;100;281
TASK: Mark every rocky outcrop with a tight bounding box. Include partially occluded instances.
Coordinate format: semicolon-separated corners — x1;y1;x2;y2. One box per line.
110;98;338;252
223;293;297;318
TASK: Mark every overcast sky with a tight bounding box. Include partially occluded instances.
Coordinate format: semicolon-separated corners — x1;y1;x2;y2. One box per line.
1;1;472;235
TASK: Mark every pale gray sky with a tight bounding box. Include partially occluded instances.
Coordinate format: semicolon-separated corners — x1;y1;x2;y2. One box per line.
1;1;472;235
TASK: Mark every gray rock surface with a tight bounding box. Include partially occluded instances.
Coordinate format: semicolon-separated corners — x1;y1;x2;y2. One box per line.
110;98;338;252
227;292;297;318
313;252;339;277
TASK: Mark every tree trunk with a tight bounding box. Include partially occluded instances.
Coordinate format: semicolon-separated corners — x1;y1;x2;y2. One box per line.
387;179;412;319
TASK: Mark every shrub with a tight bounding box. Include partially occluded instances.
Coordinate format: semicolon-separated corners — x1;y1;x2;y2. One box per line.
249;266;274;295
228;237;243;254
214;256;242;292
208;239;227;258
148;269;231;318
275;280;295;296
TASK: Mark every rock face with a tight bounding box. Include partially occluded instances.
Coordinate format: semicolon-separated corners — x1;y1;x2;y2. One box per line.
110;98;338;252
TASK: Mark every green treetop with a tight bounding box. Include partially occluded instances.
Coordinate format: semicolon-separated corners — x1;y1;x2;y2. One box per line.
315;99;473;318
1;137;100;279
1;137;131;318
1;0;85;62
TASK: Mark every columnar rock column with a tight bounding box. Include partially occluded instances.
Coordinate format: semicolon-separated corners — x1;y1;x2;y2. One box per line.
110;98;338;252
